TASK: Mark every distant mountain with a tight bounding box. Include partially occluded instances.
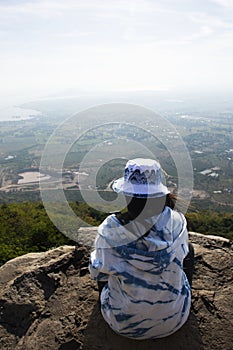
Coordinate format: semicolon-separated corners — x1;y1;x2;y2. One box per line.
21;89;233;119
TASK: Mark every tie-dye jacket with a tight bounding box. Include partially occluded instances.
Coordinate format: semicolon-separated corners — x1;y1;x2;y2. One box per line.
89;206;191;339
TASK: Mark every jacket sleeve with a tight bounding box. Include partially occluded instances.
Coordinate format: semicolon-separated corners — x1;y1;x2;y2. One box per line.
89;232;123;281
89;247;109;281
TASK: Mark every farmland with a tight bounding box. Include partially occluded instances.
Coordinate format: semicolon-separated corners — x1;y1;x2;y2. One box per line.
0;101;232;213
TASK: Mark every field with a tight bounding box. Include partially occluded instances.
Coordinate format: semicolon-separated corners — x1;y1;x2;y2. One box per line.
0;101;232;214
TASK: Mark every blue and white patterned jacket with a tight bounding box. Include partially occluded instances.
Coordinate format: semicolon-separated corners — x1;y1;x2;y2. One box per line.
89;206;191;339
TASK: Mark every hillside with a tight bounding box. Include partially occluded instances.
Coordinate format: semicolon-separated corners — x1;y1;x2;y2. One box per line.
0;229;232;350
0;202;232;266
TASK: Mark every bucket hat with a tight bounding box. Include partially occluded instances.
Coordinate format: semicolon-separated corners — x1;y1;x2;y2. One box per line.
112;158;170;198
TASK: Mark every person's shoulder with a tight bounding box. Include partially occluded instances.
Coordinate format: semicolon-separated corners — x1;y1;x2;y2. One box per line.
98;213;122;233
171;208;186;222
163;206;186;230
97;213;133;248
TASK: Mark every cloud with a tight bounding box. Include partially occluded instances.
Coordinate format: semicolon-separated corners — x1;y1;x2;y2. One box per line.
186;10;233;50
0;1;62;19
53;31;96;40
1;0;233;100
211;0;233;10
0;0;137;20
0;0;101;21
189;11;233;29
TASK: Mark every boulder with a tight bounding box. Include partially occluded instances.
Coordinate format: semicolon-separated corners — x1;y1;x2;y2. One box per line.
0;229;232;350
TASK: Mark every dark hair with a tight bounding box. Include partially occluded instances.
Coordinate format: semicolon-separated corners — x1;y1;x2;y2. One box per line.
165;193;177;209
124;193;177;220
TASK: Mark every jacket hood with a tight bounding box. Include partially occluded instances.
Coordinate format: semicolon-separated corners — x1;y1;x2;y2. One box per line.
97;207;188;264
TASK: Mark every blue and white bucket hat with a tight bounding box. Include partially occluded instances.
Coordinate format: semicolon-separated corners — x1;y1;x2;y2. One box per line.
112;158;170;198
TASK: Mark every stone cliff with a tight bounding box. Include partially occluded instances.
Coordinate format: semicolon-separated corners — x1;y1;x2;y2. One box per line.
0;229;232;350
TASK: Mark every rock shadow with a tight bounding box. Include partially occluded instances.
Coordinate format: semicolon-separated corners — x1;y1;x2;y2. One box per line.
58;339;82;350
0;302;37;338
82;302;204;350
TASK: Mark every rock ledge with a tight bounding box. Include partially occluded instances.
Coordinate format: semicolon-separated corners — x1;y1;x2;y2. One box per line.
0;230;232;350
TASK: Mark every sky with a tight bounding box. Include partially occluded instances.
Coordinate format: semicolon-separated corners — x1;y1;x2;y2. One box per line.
0;0;233;105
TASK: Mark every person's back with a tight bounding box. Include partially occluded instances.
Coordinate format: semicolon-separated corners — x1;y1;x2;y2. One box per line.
89;158;193;339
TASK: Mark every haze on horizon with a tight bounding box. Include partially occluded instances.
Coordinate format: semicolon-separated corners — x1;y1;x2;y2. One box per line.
1;0;233;107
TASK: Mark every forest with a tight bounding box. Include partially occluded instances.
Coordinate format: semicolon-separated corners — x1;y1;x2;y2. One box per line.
0;201;232;265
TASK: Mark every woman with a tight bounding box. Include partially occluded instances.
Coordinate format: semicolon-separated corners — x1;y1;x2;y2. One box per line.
89;158;194;339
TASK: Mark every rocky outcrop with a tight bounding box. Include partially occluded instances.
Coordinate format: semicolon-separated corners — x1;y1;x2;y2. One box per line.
0;230;232;350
